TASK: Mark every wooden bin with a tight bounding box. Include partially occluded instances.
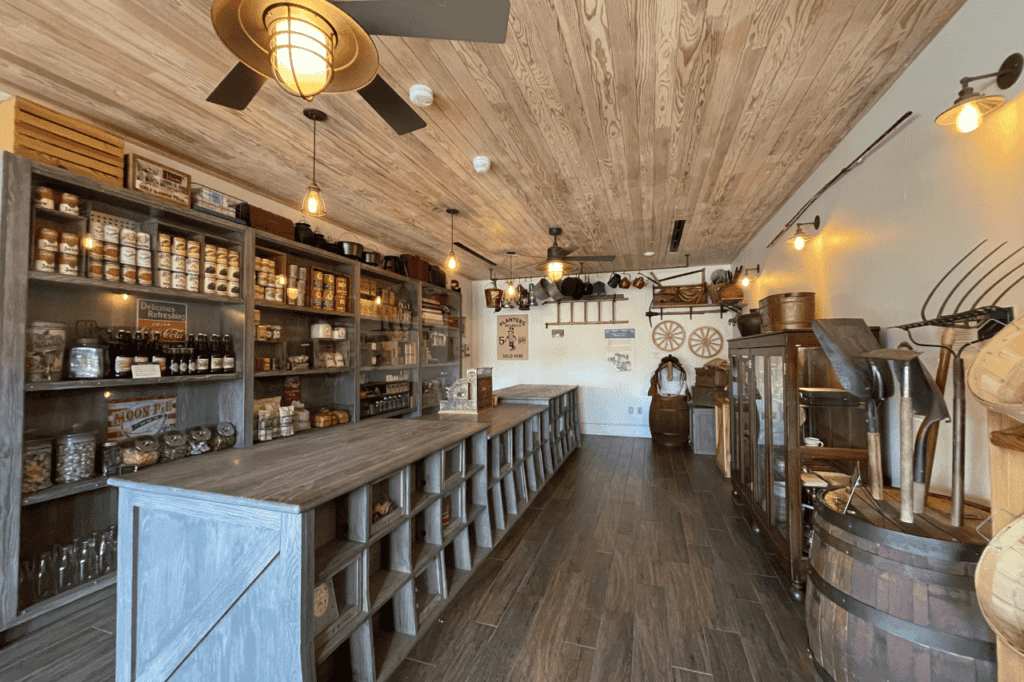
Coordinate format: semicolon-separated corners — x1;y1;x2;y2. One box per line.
1;97;124;186
807;490;996;682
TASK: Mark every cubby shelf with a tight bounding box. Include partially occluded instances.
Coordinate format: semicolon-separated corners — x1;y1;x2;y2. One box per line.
314;540;365;584
28;271;244;305
25;373;240;392
368;572;412;615
21;476;109;506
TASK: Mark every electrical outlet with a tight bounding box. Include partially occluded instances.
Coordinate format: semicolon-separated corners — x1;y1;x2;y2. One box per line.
628;406;634;414
638;406;643;415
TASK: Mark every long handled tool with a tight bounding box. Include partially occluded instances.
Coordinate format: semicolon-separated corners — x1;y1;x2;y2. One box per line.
812;319;893;500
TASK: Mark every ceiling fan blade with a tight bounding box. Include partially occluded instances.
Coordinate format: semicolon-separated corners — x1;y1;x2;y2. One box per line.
206;62;267;110
334;0;510;43
358;76;427;135
561;245;579;256
566;255;616;262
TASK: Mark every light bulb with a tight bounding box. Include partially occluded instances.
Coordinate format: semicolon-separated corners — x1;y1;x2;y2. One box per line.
507;282;516;297
446;251;459;272
302;182;326;217
741;276;750;288
375;295;382;305
547;261;564;281
956;102;981;133
265;5;335;100
793;235;806;251
122;293;129;301
287;287;299;302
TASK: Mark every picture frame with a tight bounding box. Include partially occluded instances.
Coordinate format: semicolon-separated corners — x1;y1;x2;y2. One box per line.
125;153;191;207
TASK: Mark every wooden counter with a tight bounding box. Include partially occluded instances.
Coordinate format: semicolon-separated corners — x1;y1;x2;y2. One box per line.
110;394;580;682
493;385;582;473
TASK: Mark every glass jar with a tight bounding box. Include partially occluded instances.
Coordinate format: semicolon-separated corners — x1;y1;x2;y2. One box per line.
55;431;96;483
121;435;159;467
160;431;189;461
101;441;123;476
22;438;53;493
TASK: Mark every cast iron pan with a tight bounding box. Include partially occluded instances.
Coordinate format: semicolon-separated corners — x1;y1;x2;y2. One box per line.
561;277;583;300
583;276;594;296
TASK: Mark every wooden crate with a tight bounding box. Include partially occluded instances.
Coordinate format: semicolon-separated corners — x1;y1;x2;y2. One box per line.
0;97;123;186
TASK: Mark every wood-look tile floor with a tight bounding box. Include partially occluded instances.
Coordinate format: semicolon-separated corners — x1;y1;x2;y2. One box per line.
0;435;821;682
391;435;821;682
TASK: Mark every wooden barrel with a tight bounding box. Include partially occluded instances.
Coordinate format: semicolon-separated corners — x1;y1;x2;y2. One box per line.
649;395;690;446
807;489;996;682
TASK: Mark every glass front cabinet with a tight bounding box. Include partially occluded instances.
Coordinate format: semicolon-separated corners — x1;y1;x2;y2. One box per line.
729;331;868;602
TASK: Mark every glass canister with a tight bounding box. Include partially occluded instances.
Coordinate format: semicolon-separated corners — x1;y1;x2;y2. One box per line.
187;426;212;455
207;423;237;451
101;441;123;476
122;435;159;467
159;431;189;461
54;431;96;484
26;322;67;382
22;438;53;493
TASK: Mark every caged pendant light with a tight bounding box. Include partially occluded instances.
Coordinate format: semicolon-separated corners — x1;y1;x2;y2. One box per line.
445;208;460;273
264;3;338;101
301;108;327;217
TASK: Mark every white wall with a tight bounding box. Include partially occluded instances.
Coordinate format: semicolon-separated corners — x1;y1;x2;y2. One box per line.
737;0;1024;504
469;267;736;437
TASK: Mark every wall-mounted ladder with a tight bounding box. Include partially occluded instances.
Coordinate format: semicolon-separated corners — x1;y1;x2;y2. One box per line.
544;295;628;328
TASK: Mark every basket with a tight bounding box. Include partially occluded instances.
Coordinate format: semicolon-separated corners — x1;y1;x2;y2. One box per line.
967;316;1024;422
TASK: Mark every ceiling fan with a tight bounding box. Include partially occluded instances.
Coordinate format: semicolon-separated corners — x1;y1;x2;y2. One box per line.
206;0;511;135
523;227;616;281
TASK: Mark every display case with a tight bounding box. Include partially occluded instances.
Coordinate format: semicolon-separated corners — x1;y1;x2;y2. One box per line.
728;331;868;601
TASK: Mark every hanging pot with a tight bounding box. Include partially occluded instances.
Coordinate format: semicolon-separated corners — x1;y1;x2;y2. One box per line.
362;251;383;267
607;273;622;288
633;275;647;290
561;277;583;299
619;275;632;290
546;279;565;301
592;281;607;297
294;221;315;244
383;256;407;275
584;277;595;296
535;278;552;303
484;287;503;309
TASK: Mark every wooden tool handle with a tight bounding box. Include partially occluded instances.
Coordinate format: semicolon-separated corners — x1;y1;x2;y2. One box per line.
900;395;915;523
922;327;956;502
867;431;884;500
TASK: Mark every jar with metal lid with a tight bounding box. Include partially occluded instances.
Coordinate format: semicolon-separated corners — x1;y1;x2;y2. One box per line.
55;431;96;483
22;438;53;493
121;435;159;467
208;423;237;451
187;426;212;455
67;336;107;379
159;431;189;461
101;441;123;476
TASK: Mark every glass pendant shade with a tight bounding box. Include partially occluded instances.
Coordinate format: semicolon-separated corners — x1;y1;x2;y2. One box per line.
446;251;459;272
265;4;336;100
547;261;564;281
788;227;810;251
302;182;326;217
936;92;1003;133
741;275;750;287
506;281;516;297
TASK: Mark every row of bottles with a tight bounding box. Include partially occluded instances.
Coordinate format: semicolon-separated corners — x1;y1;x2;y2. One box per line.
109;332;236;378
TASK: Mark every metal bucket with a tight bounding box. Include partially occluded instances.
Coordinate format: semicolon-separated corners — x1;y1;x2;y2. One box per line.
759;292;815;332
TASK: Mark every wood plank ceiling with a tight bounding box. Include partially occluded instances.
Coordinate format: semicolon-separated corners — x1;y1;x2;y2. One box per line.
0;0;965;279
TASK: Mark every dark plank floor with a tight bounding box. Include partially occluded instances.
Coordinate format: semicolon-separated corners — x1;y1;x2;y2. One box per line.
391;434;820;682
0;435;820;682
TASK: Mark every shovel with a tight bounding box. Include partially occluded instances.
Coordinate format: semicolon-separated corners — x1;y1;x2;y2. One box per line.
896;344;951;514
812;319;894;501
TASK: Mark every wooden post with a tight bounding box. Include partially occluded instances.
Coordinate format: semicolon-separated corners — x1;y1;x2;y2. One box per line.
987;409;1024;682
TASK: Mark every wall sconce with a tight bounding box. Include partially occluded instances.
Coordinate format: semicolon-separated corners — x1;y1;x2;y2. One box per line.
740;265;760;288
936;53;1022;133
787;216;820;251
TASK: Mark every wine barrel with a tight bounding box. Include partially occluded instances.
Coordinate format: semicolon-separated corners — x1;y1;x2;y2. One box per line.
807;489;996;682
649;395;690;446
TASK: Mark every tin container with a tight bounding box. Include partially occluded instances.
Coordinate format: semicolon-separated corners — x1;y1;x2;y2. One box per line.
58;253;78;276
156;251;171;270
36;227;59;252
59;232;79;255
138;267;153;286
187;274;200;292
228;250;240;263
157;268;171;288
58;193;79;214
104;260;120;281
217;262;228;278
158;233;172;253
103;242;119;259
119;227;136;246
172;271;187;290
136;248;152;268
186;258;200;276
121;264;137;284
33;186;56;210
34;249;56;273
135;231;151;249
119;245;136;265
172;236;186;256
229;281;240;297
187;240;201;259
88;221;104;242
257;271;269;287
104;224;120;243
203;276;217;294
216;246;228;261
87;256;104;279
227;266;239;281
171;254;186;273
216;278;228;296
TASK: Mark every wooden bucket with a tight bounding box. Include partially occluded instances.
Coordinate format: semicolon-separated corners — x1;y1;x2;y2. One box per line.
807;490;996;682
649;395;690;446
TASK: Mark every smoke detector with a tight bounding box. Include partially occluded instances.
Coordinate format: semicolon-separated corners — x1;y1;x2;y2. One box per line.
409;84;433;107
473;156;491;173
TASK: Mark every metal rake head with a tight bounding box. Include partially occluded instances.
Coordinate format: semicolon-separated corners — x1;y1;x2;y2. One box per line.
920;240;1024;325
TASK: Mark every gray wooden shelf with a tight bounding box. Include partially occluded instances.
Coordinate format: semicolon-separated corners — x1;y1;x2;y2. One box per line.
25;372;240;392
254;368;351;379
255;299;353;318
21;476;109;506
33;206;86;223
361;364;418;372
10;573;117;627
28;271;244;305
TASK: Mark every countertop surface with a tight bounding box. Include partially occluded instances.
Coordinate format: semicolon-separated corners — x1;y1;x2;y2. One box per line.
417;403;546;438
109;418;488;513
493;384;578;401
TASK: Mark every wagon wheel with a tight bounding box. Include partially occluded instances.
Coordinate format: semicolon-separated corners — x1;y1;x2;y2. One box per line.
652;320;685;352
688;326;724;358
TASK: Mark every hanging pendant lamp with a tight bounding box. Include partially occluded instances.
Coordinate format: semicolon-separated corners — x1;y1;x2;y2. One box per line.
445;208;460;273
302;108;327;217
